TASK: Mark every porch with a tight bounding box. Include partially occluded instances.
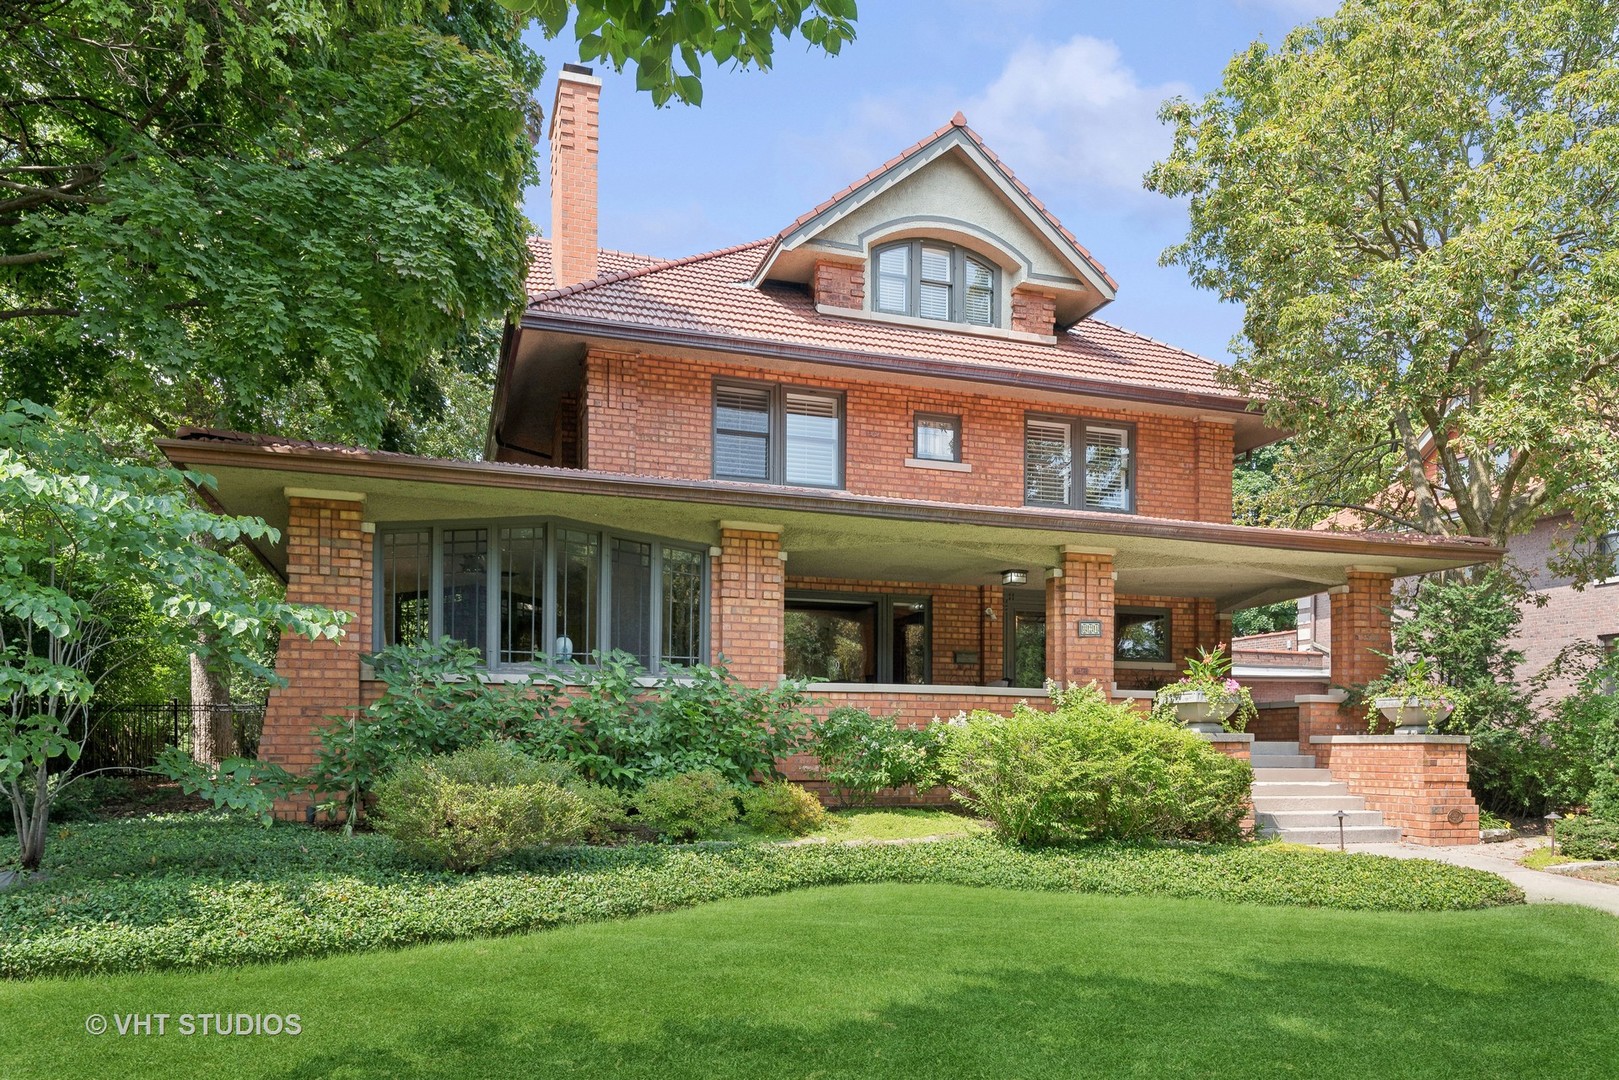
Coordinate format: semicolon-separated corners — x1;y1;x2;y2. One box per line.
157;434;1499;842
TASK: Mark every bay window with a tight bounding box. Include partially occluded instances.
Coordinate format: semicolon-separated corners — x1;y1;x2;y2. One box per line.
377;520;707;674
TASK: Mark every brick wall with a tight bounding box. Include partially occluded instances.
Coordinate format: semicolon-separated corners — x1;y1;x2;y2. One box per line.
1247;703;1300;743
1311;737;1479;845
812;259;865;309
711;525;785;687
1509;516;1619;700
577;349;1237;524
1009;286;1056;336
261;496;372;819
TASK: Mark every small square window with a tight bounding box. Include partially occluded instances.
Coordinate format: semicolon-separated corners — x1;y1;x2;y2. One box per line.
1115;608;1171;663
914;413;962;463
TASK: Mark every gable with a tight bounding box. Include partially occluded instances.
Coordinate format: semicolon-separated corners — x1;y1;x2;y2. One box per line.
752;116;1115;325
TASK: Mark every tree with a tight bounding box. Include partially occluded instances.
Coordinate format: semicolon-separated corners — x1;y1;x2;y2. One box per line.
1147;0;1619;556
0;401;346;871
501;0;858;105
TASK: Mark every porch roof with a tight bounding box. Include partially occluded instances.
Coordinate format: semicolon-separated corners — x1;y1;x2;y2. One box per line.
160;432;1500;612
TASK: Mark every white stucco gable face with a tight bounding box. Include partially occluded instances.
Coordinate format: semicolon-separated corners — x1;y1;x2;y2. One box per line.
752;121;1116;326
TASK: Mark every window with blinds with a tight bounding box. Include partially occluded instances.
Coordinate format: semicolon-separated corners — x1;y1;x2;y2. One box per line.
870;240;997;327
713;381;842;488
713;384;771;480
1024;417;1134;512
1024;420;1072;506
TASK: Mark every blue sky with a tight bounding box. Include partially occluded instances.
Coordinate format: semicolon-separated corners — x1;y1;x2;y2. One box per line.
520;0;1335;362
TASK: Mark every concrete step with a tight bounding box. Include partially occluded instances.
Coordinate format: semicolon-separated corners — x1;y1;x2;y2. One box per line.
1252;767;1336;781
1251;754;1317;769
1259;824;1402;845
1250;781;1351;797
1248;794;1368;812
1257;809;1386;829
1251;741;1305;754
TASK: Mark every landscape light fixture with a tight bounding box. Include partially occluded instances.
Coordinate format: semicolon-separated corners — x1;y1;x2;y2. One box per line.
1545;811;1562;857
1000;569;1029;587
1335;809;1347;852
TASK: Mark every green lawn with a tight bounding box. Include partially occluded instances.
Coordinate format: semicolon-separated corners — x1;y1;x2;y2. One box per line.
802;807;986;841
1;884;1613;1079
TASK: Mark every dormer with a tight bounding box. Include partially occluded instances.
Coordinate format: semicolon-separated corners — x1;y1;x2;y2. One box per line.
751;112;1116;340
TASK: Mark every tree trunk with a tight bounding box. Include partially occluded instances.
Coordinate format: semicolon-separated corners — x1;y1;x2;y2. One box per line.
189;637;235;766
17;764;50;872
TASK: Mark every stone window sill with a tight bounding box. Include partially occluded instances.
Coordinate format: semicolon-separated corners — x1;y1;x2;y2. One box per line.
904;457;972;473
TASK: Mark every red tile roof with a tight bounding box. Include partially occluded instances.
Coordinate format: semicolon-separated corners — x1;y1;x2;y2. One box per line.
767;112;1117;292
523;237;661;296
523;238;1243;400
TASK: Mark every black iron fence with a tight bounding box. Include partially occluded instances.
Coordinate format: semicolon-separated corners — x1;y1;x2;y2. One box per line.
78;701;267;772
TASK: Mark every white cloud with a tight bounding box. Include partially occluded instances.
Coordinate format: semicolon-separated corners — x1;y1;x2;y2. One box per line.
962;35;1192;203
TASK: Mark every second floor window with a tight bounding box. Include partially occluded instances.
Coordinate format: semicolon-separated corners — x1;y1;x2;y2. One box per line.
713;381;843;487
873;240;997;326
1024;416;1134;512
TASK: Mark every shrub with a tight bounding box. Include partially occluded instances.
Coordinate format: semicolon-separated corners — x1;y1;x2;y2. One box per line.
310;638;561;823
940;685;1252;845
372;742;591;871
741;781;827;836
634;769;739;841
540;653;813;790
0;814;1523;978
522;759;631;845
808;706;945;806
1555;815;1619;861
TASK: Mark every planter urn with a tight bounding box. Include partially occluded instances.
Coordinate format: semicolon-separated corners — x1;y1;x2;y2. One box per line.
1159;691;1237;734
1374;696;1454;735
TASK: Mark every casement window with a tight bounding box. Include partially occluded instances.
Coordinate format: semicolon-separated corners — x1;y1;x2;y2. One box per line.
1023;416;1134;512
873;240;997;327
784;592;929;684
1115;607;1172;663
377;520;706;674
914;413;963;463
712;380;844;488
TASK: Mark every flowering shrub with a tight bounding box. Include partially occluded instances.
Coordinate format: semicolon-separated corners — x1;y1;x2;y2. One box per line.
806;707;947;806
1149;646;1257;731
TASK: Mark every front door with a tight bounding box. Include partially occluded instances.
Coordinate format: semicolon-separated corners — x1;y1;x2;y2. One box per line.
1005;592;1046;688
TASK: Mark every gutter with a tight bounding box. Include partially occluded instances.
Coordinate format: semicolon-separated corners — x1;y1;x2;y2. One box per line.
157;437;1503;565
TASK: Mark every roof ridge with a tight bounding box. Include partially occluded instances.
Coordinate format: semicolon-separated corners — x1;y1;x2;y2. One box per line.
1079;317;1225;368
525;236;663;264
529;238;773;305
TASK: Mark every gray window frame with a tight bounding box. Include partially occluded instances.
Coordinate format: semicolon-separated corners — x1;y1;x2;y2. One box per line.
711;377;845;489
783;589;932;684
373;516;709;675
1114;606;1173;664
913;411;963;463
1022;412;1138;514
871;239;999;327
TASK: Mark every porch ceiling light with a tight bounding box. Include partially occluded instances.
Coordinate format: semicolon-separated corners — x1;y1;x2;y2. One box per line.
1000;568;1029;586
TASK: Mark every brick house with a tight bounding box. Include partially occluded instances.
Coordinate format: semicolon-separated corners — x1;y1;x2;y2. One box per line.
159;67;1503;843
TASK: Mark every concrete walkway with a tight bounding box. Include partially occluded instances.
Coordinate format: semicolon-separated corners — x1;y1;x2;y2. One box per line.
1343;837;1619;916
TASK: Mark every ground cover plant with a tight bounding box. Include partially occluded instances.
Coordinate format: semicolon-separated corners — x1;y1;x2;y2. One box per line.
0;884;1610;1080
0;812;1519;980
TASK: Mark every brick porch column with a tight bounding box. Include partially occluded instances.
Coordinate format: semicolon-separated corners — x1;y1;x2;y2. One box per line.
711;521;785;688
1045;547;1115;690
1330;566;1395;691
260;490;372;820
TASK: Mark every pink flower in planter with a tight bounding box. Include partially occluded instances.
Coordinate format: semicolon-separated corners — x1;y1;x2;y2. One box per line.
1223;678;1241;693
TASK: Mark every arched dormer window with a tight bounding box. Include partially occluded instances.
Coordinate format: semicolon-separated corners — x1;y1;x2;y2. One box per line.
872;240;997;327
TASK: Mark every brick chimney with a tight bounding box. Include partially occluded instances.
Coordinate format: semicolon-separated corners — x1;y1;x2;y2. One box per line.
549;64;601;286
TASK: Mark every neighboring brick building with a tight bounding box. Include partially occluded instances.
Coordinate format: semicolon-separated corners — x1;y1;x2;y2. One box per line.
160;66;1499;840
